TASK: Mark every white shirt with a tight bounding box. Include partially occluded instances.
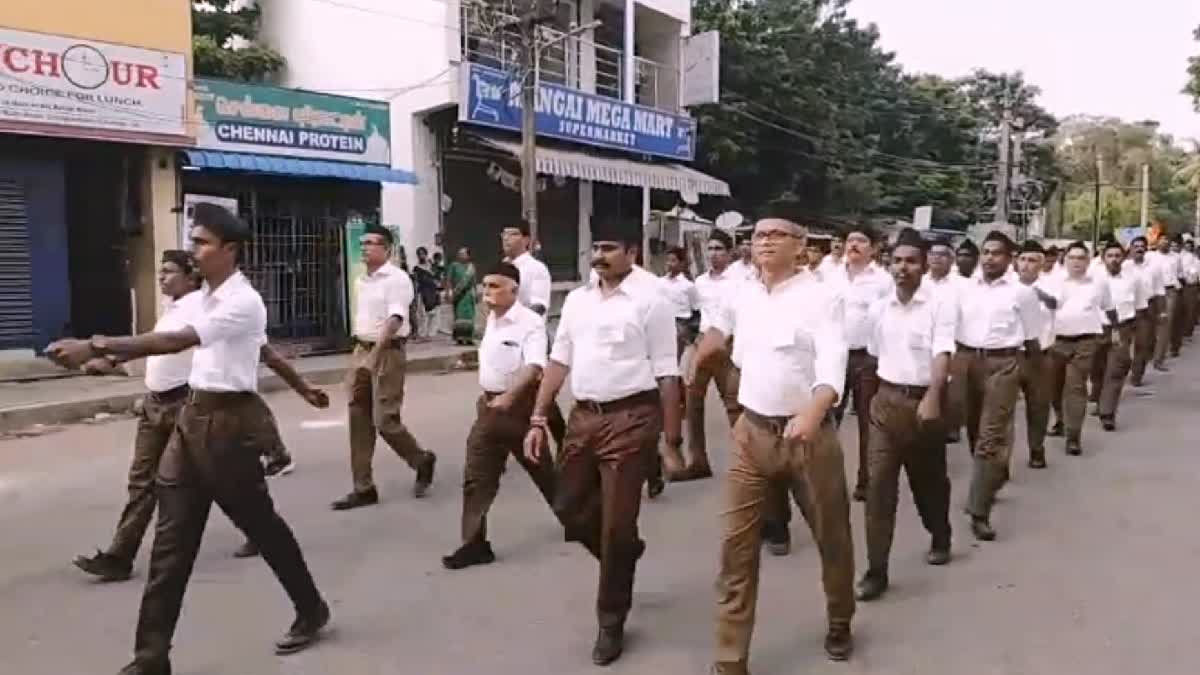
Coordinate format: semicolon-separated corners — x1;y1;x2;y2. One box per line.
830;262;893;349
726;259;757;281
923;271;965;308
552;271;678;402
817;254;843;279
711;273;847;416
187;272;268;393
1053;275;1113;336
1147;250;1179;289
353;262;414;340
867;283;956;387
509;252;552;312
144;291;201;393
479;303;547;394
695;267;740;332
1029;275;1058;350
957;274;1041;349
1102;269;1141;324
1181;251;1200;284
1124;257;1165;299
660;273;699;320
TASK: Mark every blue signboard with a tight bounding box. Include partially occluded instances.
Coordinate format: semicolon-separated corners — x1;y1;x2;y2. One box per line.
461;63;696;162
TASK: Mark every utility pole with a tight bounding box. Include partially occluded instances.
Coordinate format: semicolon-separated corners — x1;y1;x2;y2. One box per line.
1093;154;1103;249
994;106;1013;225
1140;163;1150;229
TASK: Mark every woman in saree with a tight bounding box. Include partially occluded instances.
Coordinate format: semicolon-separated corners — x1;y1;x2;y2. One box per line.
446;246;477;345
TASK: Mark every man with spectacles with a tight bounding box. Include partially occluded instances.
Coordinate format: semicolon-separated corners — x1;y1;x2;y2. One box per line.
330;225;438;510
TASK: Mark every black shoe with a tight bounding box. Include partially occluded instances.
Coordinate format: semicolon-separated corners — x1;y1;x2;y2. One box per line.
1027;452;1047;469
633;538;647;562
1047;422;1064;437
233;540;259;558
855;572;888;601
646;475;665;499
1066;440;1083;456
824;626;853;661
117;660;171;675
945;428;961;444
1154;362;1170;372
413;453;437;498
274;600;331;655
852;485;866;502
711;662;750;675
331;488;379;511
1100;416;1116;432
926;545;951;566
1130;377;1144;387
591;626;624;666
442;541;496;570
74;550;132;582
970;517;996;542
762;523;791;556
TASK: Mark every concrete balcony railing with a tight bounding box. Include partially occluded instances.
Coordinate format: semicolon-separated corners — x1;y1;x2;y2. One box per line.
460;2;680;113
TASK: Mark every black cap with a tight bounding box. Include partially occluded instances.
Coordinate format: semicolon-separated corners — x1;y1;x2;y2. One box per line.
591;217;641;247
892;227;927;252
486;261;521;285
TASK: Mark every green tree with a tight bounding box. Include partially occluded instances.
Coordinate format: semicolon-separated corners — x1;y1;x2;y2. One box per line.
1185;26;1200;111
192;0;285;81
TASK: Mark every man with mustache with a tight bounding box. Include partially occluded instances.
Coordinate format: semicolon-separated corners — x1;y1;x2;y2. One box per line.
525;218;682;665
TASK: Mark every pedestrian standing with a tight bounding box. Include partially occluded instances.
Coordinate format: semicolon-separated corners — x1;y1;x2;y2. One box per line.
443;262;563;570
956;231;1042;541
1093;240;1143;431
1013;241;1058;468
828;227;893;502
1123;236;1164;386
683;229;742;483
856;228;955;603
447;246;478;345
523;218;682;666
47;203;331;674
331;224;437;510
696;218;855;671
1049;241;1115;457
413;246;441;341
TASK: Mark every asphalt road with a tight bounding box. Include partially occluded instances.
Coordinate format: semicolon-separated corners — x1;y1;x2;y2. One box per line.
1;358;1198;675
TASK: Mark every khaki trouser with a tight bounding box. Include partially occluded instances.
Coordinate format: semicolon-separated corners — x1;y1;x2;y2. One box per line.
460;392;561;545
347;342;430;493
1184;284;1199;338
957;349;1021;520
1049;336;1099;444
1154;288;1178;366
134;392;322;667
1171;284;1188;354
864;383;951;574
685;349;742;468
833;349;880;491
1131;308;1155;383
714;411;854;664
1018;348;1051;458
553;391;662;628
1098;323;1135;419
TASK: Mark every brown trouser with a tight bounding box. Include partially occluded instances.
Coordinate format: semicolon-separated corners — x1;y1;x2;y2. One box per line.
108;386;288;565
133;392;322;667
864;383;951;574
1049;336;1099;444
714;410;854;664
1097;323;1134;419
1171;284;1189;353
1185;284;1199;338
1089;330;1110;405
1154;288;1178;365
686;348;742;468
554;391;662;629
957;348;1021;520
1131;308;1155;383
347;342;430;493
1017;348;1051;458
833;349;880;491
460;392;560;545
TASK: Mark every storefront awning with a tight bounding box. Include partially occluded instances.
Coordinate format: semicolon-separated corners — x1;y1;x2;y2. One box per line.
475;137;730;197
181;150;417;185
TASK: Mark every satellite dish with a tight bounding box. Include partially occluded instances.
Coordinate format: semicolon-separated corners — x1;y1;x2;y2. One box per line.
441;194;453;213
680;186;700;205
715;211;744;231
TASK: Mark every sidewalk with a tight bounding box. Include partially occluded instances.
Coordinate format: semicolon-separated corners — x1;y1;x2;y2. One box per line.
0;341;476;435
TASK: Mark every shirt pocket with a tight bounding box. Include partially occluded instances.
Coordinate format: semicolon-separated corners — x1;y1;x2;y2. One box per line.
489;341;523;375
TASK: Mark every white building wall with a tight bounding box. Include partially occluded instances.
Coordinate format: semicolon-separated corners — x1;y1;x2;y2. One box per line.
635;0;690;25
257;0;458;254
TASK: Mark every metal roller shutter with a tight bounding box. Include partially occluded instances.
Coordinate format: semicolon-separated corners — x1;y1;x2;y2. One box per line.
0;179;33;346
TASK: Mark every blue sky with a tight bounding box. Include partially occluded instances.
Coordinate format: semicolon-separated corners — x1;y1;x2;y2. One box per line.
846;0;1200;141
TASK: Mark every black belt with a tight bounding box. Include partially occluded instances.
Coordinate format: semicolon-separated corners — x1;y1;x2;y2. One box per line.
742;407;833;437
1117;318;1136;328
955;342;1020;358
848;347;870;356
1056;333;1099;342
574;389;658;415
354;337;406;350
147;384;189;402
879;379;928;400
187;390;256;409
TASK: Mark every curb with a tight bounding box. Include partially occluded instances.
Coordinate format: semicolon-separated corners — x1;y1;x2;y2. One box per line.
0;351;474;436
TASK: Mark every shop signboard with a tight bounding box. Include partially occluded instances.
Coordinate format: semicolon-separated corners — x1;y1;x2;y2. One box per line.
460;62;696;162
0;27;188;143
194;78;393;165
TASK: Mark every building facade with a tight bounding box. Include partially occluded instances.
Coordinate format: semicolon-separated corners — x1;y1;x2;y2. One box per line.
259;0;726;287
0;1;192;353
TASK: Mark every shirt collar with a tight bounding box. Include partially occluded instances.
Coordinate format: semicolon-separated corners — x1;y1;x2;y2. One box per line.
203;271;246;301
365;262;396;279
891;282;932;306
